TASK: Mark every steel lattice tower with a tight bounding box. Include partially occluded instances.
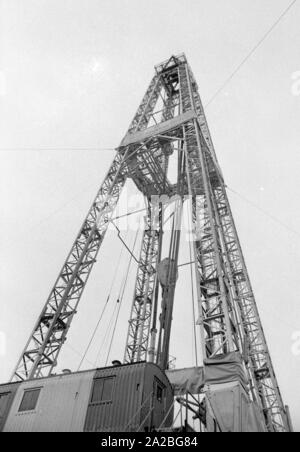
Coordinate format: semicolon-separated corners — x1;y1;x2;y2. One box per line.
12;54;290;433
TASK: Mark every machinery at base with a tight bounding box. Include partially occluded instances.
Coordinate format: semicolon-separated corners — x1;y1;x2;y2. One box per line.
1;353;285;432
0;362;173;432
3;54;293;433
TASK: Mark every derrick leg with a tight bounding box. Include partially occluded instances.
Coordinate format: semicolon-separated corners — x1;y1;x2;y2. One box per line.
124;203;161;363
12;152;128;381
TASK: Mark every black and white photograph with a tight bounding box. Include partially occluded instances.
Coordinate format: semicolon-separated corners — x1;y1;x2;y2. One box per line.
0;0;299;436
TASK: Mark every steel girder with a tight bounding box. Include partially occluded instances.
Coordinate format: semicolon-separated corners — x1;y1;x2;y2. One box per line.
127;75;162;134
124;56;183;364
212;183;288;432
12;151;129;381
124;56;288;432
126;140;173;197
12;55;180;381
179;63;240;358
157;196;184;370
183;119;240;358
11;53;290;432
178;61;288;432
124;205;160;363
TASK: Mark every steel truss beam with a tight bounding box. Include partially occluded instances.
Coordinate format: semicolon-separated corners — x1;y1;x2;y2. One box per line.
125;55;289;431
212;182;288;432
12;54;290;433
124;204;161;363
124;56;183;364
12;151;129;381
179;61;289;432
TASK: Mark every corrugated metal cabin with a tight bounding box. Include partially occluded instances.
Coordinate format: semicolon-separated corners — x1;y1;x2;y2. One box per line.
0;382;20;431
0;362;174;432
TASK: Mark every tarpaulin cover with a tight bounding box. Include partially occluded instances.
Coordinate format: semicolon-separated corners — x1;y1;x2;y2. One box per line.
247;402;267;432
206;381;265;432
166;367;205;395
166;353;248;395
204;352;248;388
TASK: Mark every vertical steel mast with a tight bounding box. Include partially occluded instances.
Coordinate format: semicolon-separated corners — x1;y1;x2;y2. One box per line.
12;54;289;432
122;55;289;432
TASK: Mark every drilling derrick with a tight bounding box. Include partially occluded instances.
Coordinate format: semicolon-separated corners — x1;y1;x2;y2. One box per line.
9;54;291;433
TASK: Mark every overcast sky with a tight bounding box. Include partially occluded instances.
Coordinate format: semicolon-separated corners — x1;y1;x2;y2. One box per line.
0;0;299;431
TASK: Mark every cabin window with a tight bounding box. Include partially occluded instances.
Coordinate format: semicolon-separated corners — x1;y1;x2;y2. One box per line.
19;388;41;412
156;385;164;402
91;377;115;403
0;393;10;417
154;378;165;403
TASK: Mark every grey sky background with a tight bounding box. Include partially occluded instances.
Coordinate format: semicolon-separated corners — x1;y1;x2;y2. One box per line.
0;0;300;431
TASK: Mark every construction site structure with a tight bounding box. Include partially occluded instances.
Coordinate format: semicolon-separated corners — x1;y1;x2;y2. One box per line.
1;54;292;433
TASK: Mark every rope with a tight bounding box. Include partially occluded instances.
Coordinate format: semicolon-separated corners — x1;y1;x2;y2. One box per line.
94;301;119;366
77;233;129;370
105;229;140;366
77;298;109;371
64;342;95;368
112;207;146;221
112;222;139;263
227;186;300;239
187;207;198;367
0;147;116;152
205;0;298;107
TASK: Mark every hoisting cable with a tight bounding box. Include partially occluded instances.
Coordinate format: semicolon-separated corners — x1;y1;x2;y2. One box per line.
92;231;130;367
112;207;146;221
205;0;298;108
105;228;140;366
0;147;117;152
94;232;138;367
66;342;95;368
227;186;300;239
187;205;199;367
76;300;109;371
111;221;139;263
77;235;128;371
94;299;119;366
